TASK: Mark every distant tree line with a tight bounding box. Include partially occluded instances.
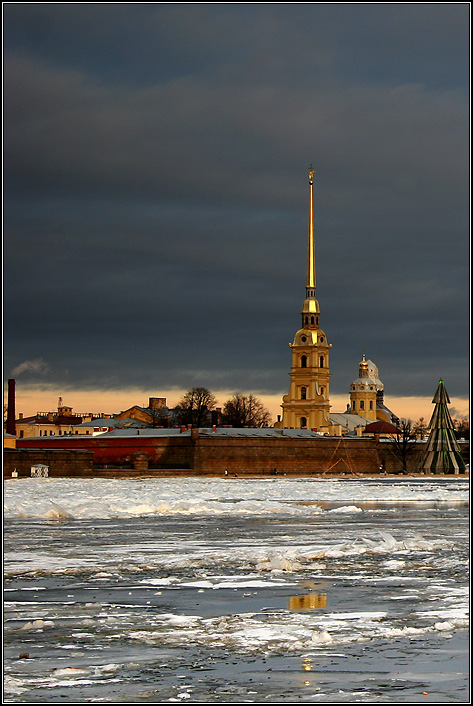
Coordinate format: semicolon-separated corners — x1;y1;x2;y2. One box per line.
147;387;272;429
221;393;272;428
452;417;469;440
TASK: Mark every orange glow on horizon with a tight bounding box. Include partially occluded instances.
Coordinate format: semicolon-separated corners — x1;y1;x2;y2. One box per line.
4;385;469;423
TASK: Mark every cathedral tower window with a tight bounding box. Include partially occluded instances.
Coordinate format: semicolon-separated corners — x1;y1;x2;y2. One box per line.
301;387;307;399
300;417;307;428
301;355;307;368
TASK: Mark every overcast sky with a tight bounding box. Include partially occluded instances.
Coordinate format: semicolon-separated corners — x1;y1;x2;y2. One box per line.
3;3;470;415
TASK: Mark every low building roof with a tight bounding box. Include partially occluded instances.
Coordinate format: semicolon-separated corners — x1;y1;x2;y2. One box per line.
98;427;325;439
75;418;120;428
15;415;45;424
330;413;370;431
100;427;188;438
207;427;325;438
15;415;81;425
363;420;400;434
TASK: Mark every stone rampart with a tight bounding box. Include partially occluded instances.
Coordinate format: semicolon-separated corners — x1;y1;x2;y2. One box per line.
8;433;466;477
4;449;94;477
192;435;425;476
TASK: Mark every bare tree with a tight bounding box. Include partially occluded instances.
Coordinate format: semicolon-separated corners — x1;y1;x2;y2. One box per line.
453;417;469;440
412;417;428;439
176;387;217;428
390;418;418;472
222;393;271;428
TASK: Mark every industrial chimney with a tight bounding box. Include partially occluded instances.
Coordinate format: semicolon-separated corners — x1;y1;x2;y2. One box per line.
6;379;16;436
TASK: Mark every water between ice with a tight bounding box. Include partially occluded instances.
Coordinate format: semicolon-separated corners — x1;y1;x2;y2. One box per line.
3;477;469;702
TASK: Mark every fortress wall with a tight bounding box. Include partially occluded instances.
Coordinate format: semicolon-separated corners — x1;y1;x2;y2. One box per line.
14;435;194;470
7;434;462;477
193;435;387;476
4;449;94;477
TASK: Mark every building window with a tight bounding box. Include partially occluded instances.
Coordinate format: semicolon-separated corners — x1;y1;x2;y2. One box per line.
301;387;307;400
360;400;365;410
305;316;309;324
320;337;324;342
369;401;373;410
319;356;324;367
300;417;307;428
301;355;307;368
352;401;356;410
311;316;314;325
320;387;324;395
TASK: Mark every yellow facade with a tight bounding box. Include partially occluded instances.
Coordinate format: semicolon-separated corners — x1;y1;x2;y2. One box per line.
4;434;16;449
349;355;378;421
280;170;332;431
281;323;332;430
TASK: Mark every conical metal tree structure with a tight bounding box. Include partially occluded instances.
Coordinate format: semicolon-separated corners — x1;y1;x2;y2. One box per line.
421;379;466;474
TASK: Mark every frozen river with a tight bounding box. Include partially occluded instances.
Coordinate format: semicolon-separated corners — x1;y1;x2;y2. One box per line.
3;476;469;702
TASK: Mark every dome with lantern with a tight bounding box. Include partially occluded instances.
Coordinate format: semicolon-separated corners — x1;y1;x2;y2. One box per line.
351;354;384;391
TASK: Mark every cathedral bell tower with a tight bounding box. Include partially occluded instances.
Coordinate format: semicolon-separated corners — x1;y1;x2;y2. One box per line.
280;168;332;430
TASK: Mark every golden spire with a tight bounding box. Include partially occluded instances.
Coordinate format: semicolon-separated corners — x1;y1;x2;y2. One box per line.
307;166;316;291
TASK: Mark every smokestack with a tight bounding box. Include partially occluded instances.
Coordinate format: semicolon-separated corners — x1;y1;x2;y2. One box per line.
6;379;16;436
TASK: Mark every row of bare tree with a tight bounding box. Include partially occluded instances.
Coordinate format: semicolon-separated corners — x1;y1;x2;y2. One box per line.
149;387;272;428
390;417;469;472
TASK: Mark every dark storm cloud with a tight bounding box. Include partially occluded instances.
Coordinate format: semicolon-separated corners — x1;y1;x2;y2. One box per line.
3;3;469;401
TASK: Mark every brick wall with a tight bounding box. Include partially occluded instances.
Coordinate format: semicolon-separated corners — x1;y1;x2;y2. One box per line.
4;449;94;477
191;434;466;476
9;434;466;477
192;435;402;476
